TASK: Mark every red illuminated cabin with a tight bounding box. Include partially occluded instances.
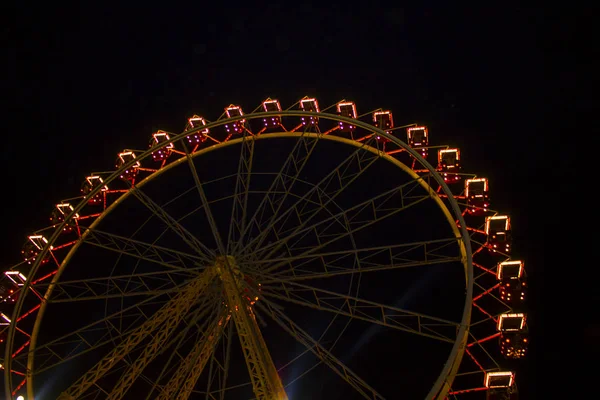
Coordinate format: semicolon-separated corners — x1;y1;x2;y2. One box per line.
485;215;512;254
373;111;393;144
0;277;19;307
299;97;319;126
497;260;527;304
465;178;490;215
81;175;108;205
185;115;209;146
485;371;518;399
21;235;52;265
497;313;529;359
116;151;140;182
262;98;282;128
0;277;19;344
407;126;429;157
49;203;78;233
224;105;245;134
337;102;357;132
149;131;174;162
437;148;461;183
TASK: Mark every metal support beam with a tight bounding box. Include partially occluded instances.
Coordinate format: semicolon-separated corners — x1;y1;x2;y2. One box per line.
216;256;288;400
170;313;230;400
57;269;217;400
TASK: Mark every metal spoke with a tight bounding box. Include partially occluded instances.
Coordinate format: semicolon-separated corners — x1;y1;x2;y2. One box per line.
257;300;385;400
215;256;287;400
253;177;434;274
57;269;217;400
261;281;460;343
129;185;215;262
226;130;255;253
35;275;190;304
239;135;379;257
27;281;194;375
249;238;460;283
143;298;224;399
80;228;205;273
184;148;227;256
169;312;230;400
234;129;320;255
137;295;221;399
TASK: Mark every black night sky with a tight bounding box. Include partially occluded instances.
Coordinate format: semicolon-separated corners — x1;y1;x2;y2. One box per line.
2;3;593;399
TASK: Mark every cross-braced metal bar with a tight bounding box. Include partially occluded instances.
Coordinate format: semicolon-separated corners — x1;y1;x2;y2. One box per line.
56;268;217;400
215;256;288;400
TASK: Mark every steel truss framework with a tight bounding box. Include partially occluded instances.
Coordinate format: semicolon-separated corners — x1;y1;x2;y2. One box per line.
0;99;527;399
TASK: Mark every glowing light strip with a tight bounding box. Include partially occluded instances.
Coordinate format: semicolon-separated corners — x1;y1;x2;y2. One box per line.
56;203;79;219
262;99;282;112
485;215;510;234
373;111;394;128
497;260;524;280
85;175;109;191
152;131;174;149
465;178;488;198
300;97;319;112
497;313;526;331
485;371;514;388
5;271;27;286
118;151;141;168
337;101;357;118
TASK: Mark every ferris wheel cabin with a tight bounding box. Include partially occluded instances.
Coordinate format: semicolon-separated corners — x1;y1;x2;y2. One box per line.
185;115;209;146
373;111;394;142
485;215;512;254
116;151;140;182
497;260;527;304
262;98;282;128
497;313;528;359
21;235;52;265
149;131;174;162
299;97;319;126
49;203;79;233
337;101;357;132
407;126;429;157
465;178;490;215
224;105;245;134
437;148;461;183
485;371;518;399
81;175;108;205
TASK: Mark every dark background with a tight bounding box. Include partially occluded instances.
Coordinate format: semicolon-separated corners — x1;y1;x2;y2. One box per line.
2;3;592;398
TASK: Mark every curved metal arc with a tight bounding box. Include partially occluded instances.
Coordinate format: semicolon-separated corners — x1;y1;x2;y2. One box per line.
8;111;472;400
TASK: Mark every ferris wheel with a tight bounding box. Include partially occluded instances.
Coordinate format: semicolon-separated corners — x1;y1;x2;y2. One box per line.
0;97;529;399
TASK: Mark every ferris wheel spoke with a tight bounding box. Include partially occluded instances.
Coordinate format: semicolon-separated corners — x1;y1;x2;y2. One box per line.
234;130;320;256
159;311;231;400
183;151;227;256
261;281;460;343
32;269;196;303
226;131;255;254
143;300;224;399
79;227;205;271
56;269;218;400
252;178;433;274
257;300;385;400
129;185;216;262
248;238;460;283
82;295;219;399
239;136;379;258
28;278;213;377
210;315;235;400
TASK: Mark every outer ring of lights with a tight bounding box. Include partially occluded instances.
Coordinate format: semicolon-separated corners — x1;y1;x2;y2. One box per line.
5;110;474;400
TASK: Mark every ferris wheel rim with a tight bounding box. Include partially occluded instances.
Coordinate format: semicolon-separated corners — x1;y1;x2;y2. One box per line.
6;111;474;400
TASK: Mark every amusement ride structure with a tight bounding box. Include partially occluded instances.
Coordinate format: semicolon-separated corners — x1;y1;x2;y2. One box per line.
1;97;528;399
